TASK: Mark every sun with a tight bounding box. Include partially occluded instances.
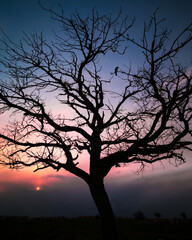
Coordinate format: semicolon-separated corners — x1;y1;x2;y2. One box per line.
36;186;41;191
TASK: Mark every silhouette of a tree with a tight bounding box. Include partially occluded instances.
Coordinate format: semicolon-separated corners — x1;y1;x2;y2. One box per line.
0;5;192;240
154;212;161;219
181;212;187;220
134;211;146;220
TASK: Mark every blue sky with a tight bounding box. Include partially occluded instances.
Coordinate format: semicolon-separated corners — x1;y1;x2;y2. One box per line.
0;0;192;218
1;0;192;37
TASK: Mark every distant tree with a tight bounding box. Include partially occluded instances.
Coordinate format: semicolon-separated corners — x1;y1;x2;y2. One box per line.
134;211;146;220
0;4;192;240
181;212;187;220
154;212;161;219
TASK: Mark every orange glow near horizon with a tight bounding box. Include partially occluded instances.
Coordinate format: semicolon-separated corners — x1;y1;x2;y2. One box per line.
0;166;75;192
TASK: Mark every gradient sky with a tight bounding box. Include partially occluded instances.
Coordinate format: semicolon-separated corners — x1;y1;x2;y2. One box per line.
0;0;192;219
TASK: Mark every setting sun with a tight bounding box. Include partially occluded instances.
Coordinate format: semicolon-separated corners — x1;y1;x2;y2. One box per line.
36;186;41;191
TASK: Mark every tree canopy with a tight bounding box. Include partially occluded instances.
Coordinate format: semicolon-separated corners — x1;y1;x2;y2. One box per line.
0;9;191;178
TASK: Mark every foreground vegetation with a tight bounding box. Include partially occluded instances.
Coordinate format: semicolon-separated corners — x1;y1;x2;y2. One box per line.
0;216;191;240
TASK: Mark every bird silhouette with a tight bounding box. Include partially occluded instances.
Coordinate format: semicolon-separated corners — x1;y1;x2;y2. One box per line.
114;66;119;76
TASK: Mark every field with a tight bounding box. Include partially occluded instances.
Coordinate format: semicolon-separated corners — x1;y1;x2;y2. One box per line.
0;216;191;240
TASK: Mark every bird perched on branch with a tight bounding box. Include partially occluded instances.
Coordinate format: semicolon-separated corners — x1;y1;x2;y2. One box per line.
114;66;119;76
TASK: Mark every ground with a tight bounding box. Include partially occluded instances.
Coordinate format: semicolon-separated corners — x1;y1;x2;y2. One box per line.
0;216;191;240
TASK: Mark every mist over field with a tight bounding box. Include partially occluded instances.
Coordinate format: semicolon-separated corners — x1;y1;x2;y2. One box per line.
1;168;192;219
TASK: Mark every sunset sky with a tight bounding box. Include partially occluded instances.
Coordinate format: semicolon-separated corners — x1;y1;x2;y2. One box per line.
0;0;192;219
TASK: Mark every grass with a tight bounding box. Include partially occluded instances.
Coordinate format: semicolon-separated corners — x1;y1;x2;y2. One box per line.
0;216;191;240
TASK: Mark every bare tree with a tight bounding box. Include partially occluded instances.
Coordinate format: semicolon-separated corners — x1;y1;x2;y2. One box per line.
0;5;191;240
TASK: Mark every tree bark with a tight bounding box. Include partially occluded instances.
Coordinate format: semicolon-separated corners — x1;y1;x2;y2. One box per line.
89;178;118;240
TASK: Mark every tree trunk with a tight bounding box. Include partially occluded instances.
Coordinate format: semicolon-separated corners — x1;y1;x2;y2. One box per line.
89;178;118;240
